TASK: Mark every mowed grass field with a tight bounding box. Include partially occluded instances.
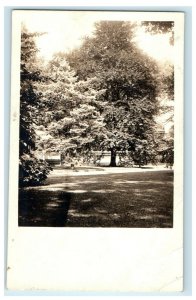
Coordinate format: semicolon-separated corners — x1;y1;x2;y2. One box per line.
19;169;173;227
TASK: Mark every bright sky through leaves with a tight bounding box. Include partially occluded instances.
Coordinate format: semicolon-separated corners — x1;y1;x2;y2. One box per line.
21;11;174;63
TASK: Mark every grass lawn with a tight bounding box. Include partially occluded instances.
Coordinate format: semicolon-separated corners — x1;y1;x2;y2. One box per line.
19;169;173;227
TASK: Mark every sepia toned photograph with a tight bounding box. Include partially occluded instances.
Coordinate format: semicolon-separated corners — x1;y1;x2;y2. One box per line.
17;11;175;228
7;10;184;292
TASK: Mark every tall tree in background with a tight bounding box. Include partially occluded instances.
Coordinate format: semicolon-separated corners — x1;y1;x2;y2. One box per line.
141;21;175;166
67;21;160;166
158;62;174;166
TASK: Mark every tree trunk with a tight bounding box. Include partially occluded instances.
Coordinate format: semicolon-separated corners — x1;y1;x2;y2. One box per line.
110;148;117;167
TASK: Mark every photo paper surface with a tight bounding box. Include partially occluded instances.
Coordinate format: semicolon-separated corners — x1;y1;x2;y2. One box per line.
7;10;184;292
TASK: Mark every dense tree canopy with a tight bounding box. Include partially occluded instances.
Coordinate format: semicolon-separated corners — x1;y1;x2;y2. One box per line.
66;21;160;166
34;55;107;163
19;21;175;186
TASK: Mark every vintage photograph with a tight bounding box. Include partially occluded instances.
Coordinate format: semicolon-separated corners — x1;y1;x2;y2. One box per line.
6;10;184;292
17;11;175;228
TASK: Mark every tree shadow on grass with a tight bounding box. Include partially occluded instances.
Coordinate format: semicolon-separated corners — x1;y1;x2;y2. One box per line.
19;171;173;227
19;190;72;227
19;187;173;227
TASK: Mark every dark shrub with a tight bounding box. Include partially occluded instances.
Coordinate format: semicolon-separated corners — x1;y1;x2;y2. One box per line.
19;155;52;186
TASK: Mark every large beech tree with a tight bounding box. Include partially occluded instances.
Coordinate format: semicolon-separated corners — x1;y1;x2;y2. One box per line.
67;21;160;166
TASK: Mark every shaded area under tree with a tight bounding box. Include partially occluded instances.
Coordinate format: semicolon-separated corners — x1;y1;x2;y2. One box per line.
19;169;173;227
